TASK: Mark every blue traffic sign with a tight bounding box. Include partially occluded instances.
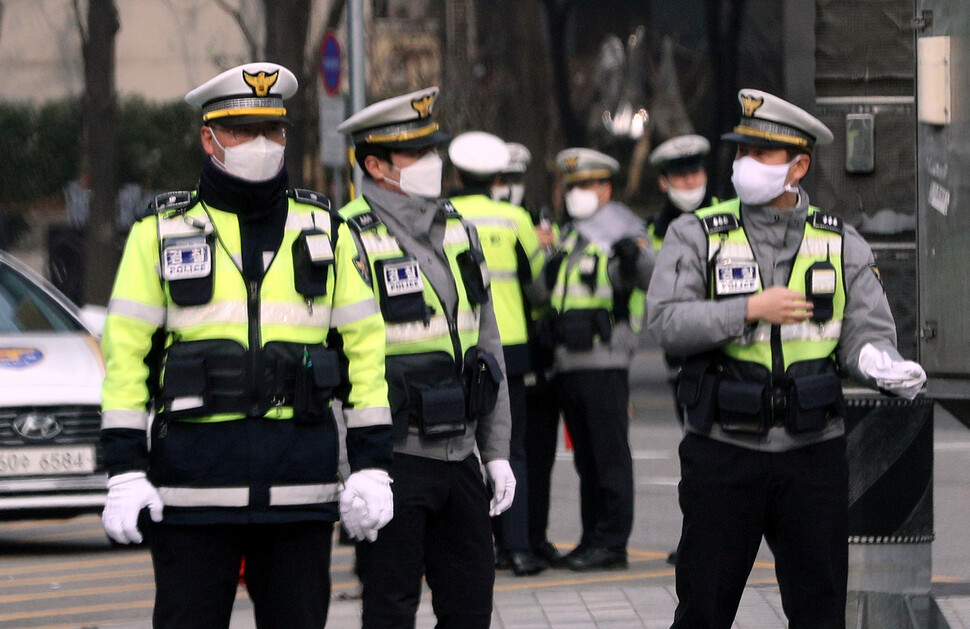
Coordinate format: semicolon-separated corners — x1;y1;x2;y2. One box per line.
320;31;341;96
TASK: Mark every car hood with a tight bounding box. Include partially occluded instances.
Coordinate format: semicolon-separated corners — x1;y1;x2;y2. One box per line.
0;334;104;406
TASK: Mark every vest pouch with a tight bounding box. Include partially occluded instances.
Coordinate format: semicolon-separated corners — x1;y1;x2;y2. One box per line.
532;310;559;358
384;358;412;439
414;386;466;439
293;348;341;424
593;308;613;343
159;340;248;421
457;248;490;305
293;230;333;298
464;347;503;421
162;234;215;307
676;354;718;433
786;372;843;434
375;256;428;323
557;310;596;351
717;380;767;434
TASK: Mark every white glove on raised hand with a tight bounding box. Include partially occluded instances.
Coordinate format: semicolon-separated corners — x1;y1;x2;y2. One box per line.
485;459;516;517
858;343;927;400
102;471;163;544
339;469;393;542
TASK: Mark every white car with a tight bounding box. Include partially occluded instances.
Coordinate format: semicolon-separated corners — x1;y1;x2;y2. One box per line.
0;251;107;520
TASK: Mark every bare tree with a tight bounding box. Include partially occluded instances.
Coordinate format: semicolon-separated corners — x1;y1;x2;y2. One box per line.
73;0;121;305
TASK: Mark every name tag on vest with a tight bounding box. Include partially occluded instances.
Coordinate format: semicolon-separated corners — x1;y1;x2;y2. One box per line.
162;237;212;280
382;259;424;297
715;259;759;296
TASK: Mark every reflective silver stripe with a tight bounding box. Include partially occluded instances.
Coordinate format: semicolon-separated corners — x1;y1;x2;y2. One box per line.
489;270;518;282
708;240;754;262
781;319;842;342
565;285;614;300
269;483;340;506
331;299;380;328
737;323;772;346
799;234;842;256
158;486;249;507
443;223;470;247
261;301;332;328
386;311;479;344
167;301;249;330
107;298;166;327
101;409;148;430
463;216;516;230
360;231;404;255
285;210;332;232
344;406;392;428
158;214;213;238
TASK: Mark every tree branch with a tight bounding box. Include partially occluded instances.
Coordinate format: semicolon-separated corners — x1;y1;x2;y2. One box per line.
213;0;259;60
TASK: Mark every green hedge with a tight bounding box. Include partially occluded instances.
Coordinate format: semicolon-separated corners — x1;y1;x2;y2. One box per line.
0;97;206;205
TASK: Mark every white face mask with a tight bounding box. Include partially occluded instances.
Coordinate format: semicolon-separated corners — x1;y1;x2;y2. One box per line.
385;151;443;198
730;155;801;206
564;187;600;219
508;183;526;207
491;184;511;203
212;133;285;182
667;184;707;212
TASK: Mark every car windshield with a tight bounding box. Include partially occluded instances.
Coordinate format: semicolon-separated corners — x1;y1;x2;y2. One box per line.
0;265;85;333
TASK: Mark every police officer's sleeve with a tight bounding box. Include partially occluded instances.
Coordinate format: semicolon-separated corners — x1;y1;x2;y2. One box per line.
100;217;167;476
608;236;655;292
645;214;750;357
330;221;393;472
836;225;905;385
475;295;512;462
512;206;547;306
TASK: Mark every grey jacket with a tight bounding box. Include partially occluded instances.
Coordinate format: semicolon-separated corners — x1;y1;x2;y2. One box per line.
645;190;903;452
355;179;512;463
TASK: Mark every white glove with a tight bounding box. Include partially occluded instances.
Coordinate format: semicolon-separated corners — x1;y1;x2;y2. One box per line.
339;469;393;542
485;459;516;517
858;343;927;400
102;471;164;544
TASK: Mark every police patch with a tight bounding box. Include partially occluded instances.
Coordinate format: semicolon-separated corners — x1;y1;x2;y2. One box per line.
701;213;739;235
162;237;212;281
381;259;424;297
714;259;760;296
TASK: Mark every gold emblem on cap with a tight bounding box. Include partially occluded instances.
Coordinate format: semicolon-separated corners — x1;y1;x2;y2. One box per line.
243;70;279;97
411;95;434;119
741;95;764;118
563;156;579;171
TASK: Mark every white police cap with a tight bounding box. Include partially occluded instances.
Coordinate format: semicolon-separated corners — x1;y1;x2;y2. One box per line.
648;135;710;174
555;148;619;184
337;87;450;150
504;143;532;174
721;89;834;150
185;62;297;126
449;131;510;178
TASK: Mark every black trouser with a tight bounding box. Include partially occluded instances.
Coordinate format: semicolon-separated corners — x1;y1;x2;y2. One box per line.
673;433;849;629
150;520;333;629
524;374;560;549
557;369;633;550
493;374;530;552
356;453;494;629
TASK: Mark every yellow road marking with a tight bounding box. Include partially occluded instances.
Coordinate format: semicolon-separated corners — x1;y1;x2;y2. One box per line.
0;567;153;588
0;552;150;577
0;581;153;604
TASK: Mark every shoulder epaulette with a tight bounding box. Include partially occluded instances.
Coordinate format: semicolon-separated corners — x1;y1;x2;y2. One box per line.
149;191;194;218
346;210;383;232
289;188;331;211
440;201;463;220
810;211;844;234
699;213;740;235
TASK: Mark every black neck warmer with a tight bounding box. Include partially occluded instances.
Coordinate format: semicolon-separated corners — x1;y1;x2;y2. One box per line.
198;157;289;281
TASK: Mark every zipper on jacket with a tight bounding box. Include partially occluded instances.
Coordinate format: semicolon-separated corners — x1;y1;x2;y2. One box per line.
248;278;262;416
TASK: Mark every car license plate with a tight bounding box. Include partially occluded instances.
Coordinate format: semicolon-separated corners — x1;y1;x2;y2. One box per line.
0;446;96;477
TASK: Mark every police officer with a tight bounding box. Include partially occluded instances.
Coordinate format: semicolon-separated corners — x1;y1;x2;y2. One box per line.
646;89;927;628
448;131;546;576
646;134;716;252
99;63;394;629
336;88;514;628
541;148;655;571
